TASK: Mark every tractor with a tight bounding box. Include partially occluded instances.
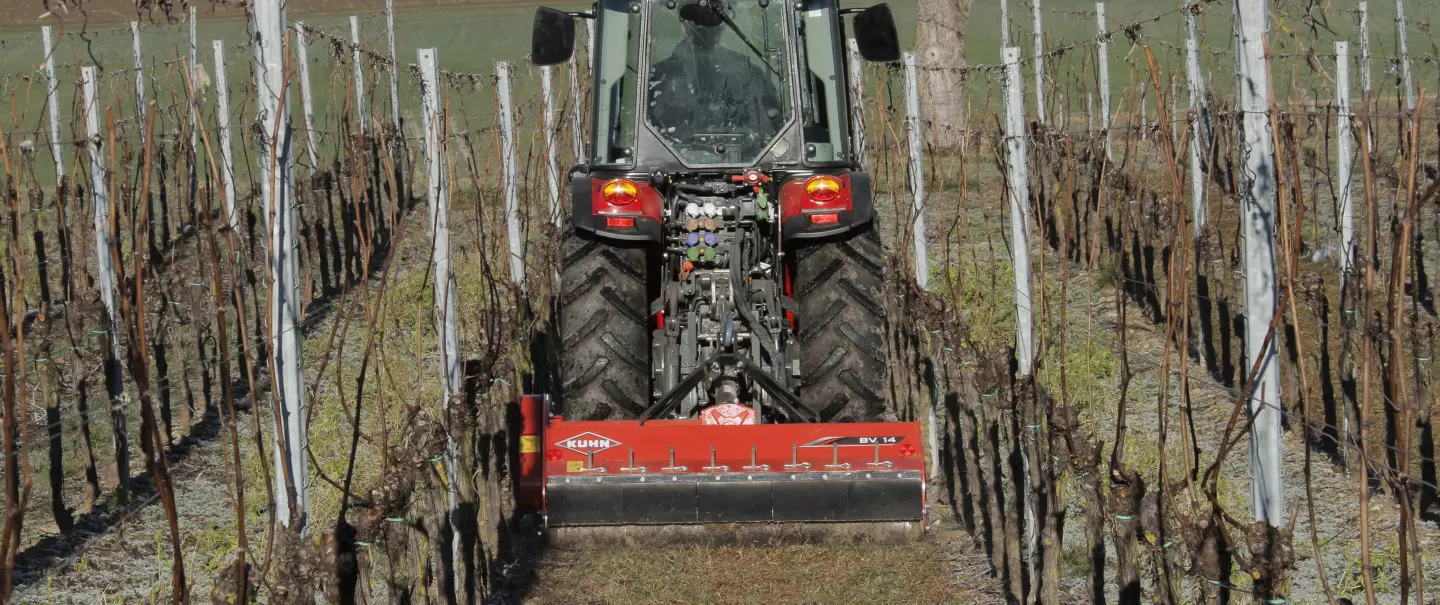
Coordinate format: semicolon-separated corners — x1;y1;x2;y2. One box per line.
518;0;923;543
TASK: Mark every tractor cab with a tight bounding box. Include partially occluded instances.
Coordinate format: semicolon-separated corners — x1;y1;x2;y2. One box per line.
533;0;900;172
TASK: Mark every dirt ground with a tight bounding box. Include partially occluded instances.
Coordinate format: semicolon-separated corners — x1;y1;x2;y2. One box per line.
522;518;1006;604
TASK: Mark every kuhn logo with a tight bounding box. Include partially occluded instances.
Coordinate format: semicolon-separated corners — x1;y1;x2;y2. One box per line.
556;432;620;455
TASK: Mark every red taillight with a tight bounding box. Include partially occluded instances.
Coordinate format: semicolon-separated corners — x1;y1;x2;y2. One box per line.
778;174;853;225
546;449;564;462
804;175;843;204
606;217;635;228
899;443;918;457
600;179;639;206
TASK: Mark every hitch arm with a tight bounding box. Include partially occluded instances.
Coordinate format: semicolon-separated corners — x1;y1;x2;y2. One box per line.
639;352;815;425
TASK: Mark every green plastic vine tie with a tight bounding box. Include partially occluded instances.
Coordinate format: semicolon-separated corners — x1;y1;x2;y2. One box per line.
384;517;406;523
1114;515;1133;520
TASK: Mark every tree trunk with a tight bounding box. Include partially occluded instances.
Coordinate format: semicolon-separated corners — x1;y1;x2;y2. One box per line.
916;0;972;148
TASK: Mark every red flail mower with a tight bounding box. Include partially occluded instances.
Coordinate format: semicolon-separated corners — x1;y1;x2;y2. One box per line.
517;395;927;545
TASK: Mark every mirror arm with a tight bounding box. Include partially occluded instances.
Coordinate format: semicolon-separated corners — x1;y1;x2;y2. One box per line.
838;7;865;15
567;10;597;19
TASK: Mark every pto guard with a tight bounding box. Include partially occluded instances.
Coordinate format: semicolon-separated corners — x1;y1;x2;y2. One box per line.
518;395;927;547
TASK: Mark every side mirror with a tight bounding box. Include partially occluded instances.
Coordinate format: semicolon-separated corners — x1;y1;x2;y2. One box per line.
532;7;576;66
853;4;901;63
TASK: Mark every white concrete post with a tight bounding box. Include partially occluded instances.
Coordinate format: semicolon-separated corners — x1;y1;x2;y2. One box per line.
295;23;321;169
1336;41;1355;279
1097;3;1112;160
1000;0;1011;48
1235;0;1284;527
496;61;526;289
189;6;198;149
1033;0;1045;124
82;66;129;486
1186;9;1207;234
569;57;585;164
902;52;929;291
42;27;64;183
1003;47;1034;377
386;0;401;129
131;22;146;127
541;66;561;226
586;18;597;76
254;0;308;530
418;45;461;575
1395;0;1415;110
214;40;240;234
847;38;868;168
350;16;367;135
1004;47;1037;593
1359;2;1371;94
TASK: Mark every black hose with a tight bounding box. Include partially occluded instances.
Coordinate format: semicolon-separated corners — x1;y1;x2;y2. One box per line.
730;234;780;364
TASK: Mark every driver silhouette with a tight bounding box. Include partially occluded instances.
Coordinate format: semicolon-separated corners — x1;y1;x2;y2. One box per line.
647;1;783;150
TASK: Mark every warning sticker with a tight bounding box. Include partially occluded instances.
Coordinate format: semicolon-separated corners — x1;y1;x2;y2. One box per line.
800;436;906;447
520;435;540;454
566;460;584;473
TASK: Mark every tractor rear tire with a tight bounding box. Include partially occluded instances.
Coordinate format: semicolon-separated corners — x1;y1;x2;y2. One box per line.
558;230;651;421
794;223;889;422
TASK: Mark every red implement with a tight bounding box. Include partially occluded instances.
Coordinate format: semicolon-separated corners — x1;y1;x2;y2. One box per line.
517;395;927;539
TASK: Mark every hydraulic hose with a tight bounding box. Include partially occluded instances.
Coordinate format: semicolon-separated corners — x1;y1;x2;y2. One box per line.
729;234;780;364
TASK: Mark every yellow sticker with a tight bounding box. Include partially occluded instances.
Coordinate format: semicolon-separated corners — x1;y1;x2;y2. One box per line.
520;435;540;454
566;460;584;473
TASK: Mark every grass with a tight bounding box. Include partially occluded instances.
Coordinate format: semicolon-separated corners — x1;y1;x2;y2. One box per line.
528;541;967;604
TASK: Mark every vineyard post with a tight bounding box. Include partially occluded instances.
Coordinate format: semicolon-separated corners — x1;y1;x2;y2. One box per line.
386;0;401;129
1395;0;1415;110
255;0;308;530
131;22;146;127
418;45;462;580
189;6;198;163
82;66;130;491
1360;2;1371;94
1004;45;1039;598
214;40;240;233
902;52;930;292
847;38;868;169
1141;95;1147;141
587;18;596;76
541;65;561;227
41;26;63;183
1336;40;1355;280
1033;0;1045;125
1096;2;1112;161
1185;7;1206;233
1086;92;1093;133
351;16;367;136
1236;0;1285;529
295;23;321;169
1000;0;1011;47
568;57;584;164
497;61;526;289
1336;40;1355;463
1004;46;1034;377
